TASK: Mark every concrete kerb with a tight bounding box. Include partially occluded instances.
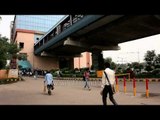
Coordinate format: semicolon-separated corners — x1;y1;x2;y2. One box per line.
34;76;160;82
116;78;160;82
53;77;160;82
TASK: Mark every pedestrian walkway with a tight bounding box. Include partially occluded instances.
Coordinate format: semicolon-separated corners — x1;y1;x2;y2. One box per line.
0;77;160;105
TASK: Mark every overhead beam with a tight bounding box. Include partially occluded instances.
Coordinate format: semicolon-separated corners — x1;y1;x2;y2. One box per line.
63;37;89;48
34;15;105;55
40;51;57;57
64;37;121;51
90;45;121;50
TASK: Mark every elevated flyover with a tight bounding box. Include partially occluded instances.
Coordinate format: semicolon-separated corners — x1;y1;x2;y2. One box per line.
34;15;160;56
34;15;160;69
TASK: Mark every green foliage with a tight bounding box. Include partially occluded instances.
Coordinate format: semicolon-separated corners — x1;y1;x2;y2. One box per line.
0;37;8;69
143;50;160;73
132;62;139;69
155;54;160;68
61;74;72;77
144;50;156;65
145;65;153;72
0;36;20;69
104;57;112;64
104;57;117;69
7;43;20;56
0;78;24;85
17;54;27;60
152;69;160;75
0;59;7;69
110;62;116;69
89;74;96;78
61;67;69;73
136;72;160;78
51;72;58;77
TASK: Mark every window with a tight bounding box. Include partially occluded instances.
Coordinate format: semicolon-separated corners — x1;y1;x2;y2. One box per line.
19;42;24;49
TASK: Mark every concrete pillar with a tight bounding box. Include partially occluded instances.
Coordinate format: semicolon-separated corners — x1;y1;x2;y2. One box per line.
92;51;104;70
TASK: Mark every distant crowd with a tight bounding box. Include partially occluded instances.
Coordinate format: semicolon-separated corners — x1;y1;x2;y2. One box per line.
19;68;48;77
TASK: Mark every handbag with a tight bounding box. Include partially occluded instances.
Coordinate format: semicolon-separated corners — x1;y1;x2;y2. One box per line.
104;71;115;94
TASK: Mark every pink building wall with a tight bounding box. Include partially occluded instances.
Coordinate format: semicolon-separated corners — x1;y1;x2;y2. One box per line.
33;56;59;70
74;52;92;69
15;30;92;70
15;30;59;70
16;31;34;63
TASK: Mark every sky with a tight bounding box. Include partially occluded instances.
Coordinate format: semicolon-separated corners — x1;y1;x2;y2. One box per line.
103;34;160;63
0;15;15;38
1;15;160;64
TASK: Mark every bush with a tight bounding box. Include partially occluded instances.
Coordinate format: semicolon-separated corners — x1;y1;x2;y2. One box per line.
152;69;160;75
0;78;22;85
135;73;160;78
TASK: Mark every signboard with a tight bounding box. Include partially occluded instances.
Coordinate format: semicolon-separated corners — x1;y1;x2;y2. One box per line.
8;69;18;78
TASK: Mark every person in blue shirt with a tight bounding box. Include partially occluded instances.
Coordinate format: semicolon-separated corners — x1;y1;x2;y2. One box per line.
44;70;54;95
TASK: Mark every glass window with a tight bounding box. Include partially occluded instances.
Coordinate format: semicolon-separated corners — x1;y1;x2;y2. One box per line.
15;15;65;32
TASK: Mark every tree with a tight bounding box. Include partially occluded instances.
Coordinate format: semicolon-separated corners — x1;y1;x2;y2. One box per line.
0;37;8;69
154;54;160;68
130;62;144;74
0;36;20;69
104;57;116;69
104;57;112;64
144;50;156;65
132;62;139;69
144;50;156;72
139;63;144;72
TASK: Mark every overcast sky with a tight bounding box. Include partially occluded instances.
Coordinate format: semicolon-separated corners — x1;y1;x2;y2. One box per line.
1;15;160;63
103;34;160;63
0;15;14;38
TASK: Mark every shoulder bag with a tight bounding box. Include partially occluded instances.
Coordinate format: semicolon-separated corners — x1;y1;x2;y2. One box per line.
104;71;115;94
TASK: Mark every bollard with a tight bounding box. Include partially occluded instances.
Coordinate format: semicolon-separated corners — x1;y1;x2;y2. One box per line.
115;76;119;92
146;79;149;98
123;77;126;93
43;85;46;93
133;78;136;96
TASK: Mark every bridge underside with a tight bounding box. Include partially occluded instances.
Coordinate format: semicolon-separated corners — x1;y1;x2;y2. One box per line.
41;15;160;57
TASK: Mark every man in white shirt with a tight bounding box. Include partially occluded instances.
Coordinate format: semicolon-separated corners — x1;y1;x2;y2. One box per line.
44;70;54;95
100;62;117;105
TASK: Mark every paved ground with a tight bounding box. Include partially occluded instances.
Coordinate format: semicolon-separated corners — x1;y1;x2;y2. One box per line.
0;76;160;105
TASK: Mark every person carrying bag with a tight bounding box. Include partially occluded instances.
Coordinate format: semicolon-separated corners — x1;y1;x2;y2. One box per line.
100;62;118;105
103;71;115;94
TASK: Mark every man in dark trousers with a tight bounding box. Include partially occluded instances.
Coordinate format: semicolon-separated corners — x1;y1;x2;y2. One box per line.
100;62;118;105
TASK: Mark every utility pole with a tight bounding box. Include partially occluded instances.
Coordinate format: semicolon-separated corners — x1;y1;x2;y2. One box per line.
137;50;140;63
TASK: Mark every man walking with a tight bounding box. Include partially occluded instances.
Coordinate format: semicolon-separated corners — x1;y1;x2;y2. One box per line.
44;70;54;95
100;62;118;105
83;68;91;90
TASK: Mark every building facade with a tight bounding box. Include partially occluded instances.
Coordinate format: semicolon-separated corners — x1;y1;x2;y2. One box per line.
74;52;92;69
10;15;92;71
10;15;65;70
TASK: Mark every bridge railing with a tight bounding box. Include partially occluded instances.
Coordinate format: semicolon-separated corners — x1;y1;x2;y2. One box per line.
34;15;85;52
